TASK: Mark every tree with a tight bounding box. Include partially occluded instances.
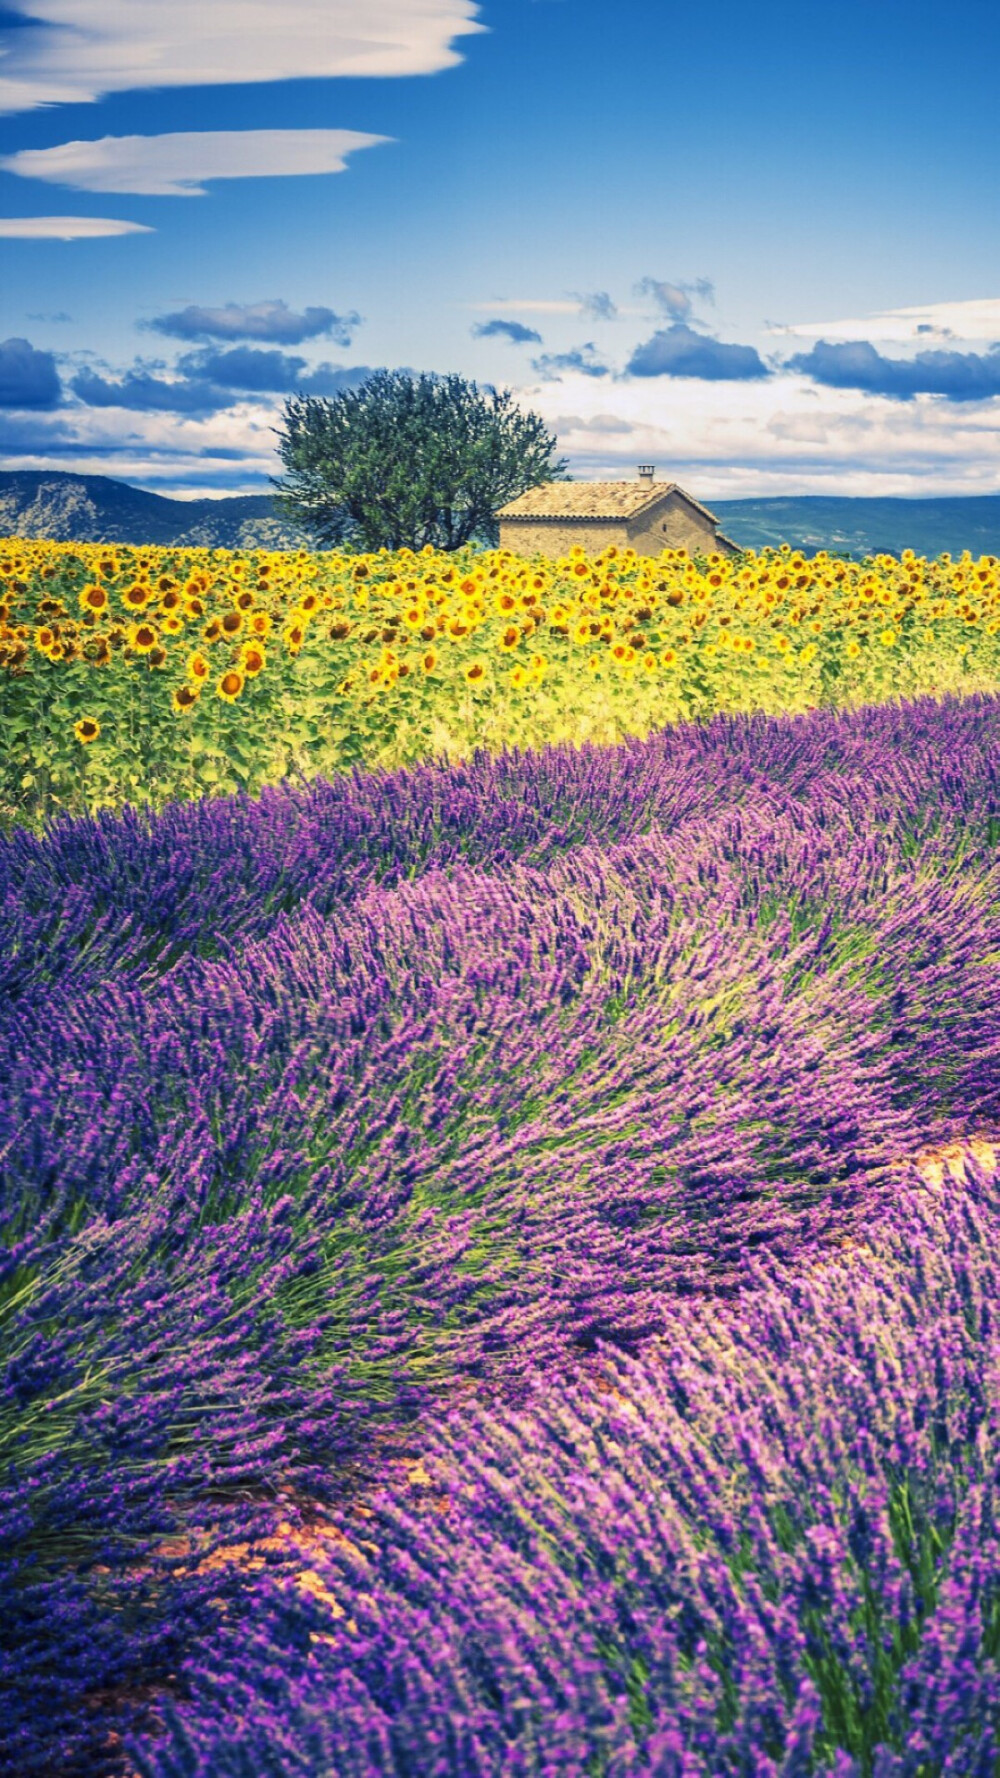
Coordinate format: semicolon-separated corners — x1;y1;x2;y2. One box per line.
271;369;568;551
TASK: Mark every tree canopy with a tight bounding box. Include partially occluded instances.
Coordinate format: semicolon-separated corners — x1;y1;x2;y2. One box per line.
271;369;568;551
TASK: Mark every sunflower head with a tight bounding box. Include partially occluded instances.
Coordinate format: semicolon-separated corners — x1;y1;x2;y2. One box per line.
74;717;100;744
172;683;199;713
217;669;244;701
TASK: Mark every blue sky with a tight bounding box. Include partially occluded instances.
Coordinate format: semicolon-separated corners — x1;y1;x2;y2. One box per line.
1;0;999;499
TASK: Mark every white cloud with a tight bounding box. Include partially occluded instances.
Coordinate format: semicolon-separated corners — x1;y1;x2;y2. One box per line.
0;0;485;114
0;214;152;237
1;129;390;196
0;396;290;491
768;298;1000;345
519;369;1000;497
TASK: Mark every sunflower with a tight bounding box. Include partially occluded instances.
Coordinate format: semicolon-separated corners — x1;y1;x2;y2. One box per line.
240;644;266;677
510;664;528;689
249;610;272;639
878;628;897;647
217;668;244;701
234;588;255;612
203;618;223;643
283;623;305;653
73;717;100;743
421;648;437;673
221;609;243;638
123;582;152;611
187;651;210;684
34;626;56;653
129;621;158;652
161;614;185;635
79;583;109;615
465;658;487;683
499;624;520;650
172;683;199;712
641;652;658;674
846;639;862;658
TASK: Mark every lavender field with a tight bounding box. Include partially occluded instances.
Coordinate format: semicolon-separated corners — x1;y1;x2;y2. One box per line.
4;692;1000;1775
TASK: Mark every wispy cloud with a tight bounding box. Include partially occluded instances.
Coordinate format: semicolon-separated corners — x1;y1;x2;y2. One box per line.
634;276;715;323
1;129;389;197
768;298;1000;344
627;323;769;381
0;337;62;407
786;338;1000;402
471;319;542;344
146;300;360;346
0;0;485;114
468;299;583;315
575;291;618;321
531;342;610;380
0;215;152;238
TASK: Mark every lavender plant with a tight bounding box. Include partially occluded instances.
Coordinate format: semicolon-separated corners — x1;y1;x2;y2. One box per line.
2;693;1000;1772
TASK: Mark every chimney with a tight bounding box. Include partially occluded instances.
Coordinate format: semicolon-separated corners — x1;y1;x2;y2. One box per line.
637;464;655;485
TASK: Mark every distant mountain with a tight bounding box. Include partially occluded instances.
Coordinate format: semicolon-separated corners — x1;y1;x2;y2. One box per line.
0;471;311;550
711;495;1000;559
3;471;1000;560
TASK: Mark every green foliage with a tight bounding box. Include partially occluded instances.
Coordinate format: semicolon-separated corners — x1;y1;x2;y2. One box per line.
271;369;568;551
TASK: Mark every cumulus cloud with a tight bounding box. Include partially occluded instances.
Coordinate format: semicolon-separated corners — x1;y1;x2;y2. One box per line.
178;347;372;396
634;276;715;323
472;319;543;344
0;214;152;238
0;336;61;406
516;362;1000;497
0;0;485;114
768;298;1000;345
70;348;375;412
70;365;232;414
1;129;389;197
627;323;769;381
147;300;360;346
530;343;610;380
785;338;1000;402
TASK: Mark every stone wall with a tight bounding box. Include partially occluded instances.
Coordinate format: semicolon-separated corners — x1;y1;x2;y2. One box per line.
628;491;735;557
498;520;630;559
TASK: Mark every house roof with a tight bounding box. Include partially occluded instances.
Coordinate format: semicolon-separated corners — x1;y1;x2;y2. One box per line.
497;479;721;525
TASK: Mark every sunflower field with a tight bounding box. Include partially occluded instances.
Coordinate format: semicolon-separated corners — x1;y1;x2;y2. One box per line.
3;533;1000;830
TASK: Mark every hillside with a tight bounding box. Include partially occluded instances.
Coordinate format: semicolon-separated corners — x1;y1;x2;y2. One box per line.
711;493;1000;558
3;470;1000;557
0;471;311;550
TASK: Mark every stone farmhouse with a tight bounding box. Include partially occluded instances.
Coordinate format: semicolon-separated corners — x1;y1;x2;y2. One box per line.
497;466;739;559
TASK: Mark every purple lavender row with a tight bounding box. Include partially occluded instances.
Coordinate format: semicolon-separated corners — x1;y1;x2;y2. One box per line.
2;694;1000;1770
1;693;998;998
131;1149;1000;1777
